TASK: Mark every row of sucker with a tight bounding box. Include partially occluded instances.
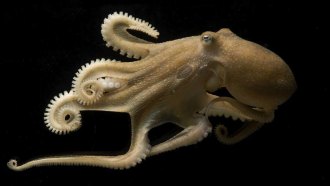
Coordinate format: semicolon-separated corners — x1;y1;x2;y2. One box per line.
44;91;81;135
7;143;152;171
72;58;127;106
101;11;159;59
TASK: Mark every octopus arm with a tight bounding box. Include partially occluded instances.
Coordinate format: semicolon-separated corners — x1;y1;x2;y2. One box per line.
149;117;212;156
101;11;159;59
215;121;265;145
206;97;274;144
8;113;152;170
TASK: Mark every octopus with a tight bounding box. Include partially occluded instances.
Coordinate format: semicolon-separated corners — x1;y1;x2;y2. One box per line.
8;12;296;171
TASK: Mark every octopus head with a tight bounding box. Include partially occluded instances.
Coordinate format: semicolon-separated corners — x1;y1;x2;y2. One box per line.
200;28;297;143
203;28;296;110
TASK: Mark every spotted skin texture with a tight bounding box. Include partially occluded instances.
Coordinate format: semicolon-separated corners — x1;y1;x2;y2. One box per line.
8;12;296;171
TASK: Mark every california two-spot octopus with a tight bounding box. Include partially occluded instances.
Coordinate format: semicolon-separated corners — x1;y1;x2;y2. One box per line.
8;12;296;170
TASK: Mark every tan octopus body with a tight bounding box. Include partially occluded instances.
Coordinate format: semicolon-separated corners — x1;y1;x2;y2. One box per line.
8;12;296;171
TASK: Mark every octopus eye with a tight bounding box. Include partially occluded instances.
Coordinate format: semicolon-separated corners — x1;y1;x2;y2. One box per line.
201;35;213;45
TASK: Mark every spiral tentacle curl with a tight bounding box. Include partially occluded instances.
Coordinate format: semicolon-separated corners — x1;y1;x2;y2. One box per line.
44;91;81;135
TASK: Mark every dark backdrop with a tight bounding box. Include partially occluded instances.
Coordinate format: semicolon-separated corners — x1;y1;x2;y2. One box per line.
1;0;328;185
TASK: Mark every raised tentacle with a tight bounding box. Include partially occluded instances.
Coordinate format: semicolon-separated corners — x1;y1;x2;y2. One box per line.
148;117;212;156
206;97;274;144
7;114;151;171
101;11;159;59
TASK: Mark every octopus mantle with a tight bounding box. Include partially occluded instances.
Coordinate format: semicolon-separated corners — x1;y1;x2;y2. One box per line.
8;12;296;170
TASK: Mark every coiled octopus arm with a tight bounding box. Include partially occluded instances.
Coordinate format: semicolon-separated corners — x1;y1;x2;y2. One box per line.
205;97;274;145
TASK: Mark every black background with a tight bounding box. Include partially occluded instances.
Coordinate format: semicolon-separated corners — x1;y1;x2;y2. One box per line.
1;0;328;185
